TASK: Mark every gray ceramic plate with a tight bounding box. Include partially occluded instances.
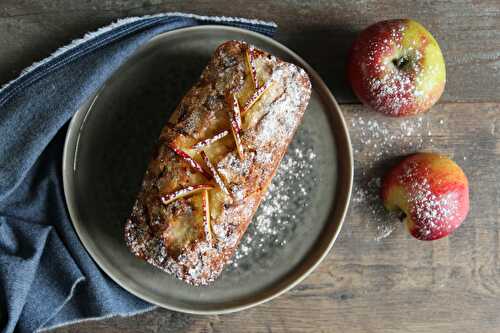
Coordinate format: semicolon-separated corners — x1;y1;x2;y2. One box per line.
63;25;353;314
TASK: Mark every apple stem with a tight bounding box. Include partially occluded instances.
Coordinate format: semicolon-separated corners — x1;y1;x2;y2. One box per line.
398;211;407;222
392;57;409;69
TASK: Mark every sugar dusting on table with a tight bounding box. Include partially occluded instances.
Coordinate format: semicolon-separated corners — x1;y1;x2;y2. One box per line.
228;129;317;269
350;112;443;241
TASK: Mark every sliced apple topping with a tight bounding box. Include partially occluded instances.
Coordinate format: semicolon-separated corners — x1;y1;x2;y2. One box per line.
228;93;243;131
241;79;272;115
201;189;213;242
169;143;211;179
160;184;214;206
227;94;245;159
245;47;259;90
231;125;244;160
192;130;229;150
200;150;231;198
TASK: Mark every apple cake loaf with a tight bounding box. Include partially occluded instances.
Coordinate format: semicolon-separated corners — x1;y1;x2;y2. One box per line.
124;40;312;285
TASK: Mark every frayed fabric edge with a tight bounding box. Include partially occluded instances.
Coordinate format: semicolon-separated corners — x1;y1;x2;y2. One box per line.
0;12;277;93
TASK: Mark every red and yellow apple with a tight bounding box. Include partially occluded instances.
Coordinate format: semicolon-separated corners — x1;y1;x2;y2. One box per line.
381;153;469;240
348;19;446;116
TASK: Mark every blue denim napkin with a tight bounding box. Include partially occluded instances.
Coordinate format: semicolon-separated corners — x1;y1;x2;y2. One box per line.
0;13;276;333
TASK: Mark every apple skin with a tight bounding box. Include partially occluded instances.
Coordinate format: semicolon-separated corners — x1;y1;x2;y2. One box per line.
381;153;469;241
348;19;446;117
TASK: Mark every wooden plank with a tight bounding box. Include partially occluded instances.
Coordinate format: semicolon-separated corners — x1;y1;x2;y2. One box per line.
1;1;498;331
0;0;499;103
50;102;500;333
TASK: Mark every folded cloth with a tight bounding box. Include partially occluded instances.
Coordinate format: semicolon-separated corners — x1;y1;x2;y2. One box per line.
0;13;276;333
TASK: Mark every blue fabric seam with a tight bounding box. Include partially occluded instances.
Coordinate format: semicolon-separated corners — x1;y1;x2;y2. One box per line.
37;275;86;331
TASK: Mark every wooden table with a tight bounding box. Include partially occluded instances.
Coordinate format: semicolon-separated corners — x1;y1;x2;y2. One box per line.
2;1;499;332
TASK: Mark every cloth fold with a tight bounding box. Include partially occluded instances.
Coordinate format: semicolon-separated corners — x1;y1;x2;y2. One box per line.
0;13;276;333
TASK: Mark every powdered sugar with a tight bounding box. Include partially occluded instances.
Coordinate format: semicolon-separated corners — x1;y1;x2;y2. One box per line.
228;128;317;269
251;65;311;147
352;176;400;241
368;45;424;116
368;70;414;116
352;115;430;161
125;41;311;285
350;112;439;241
398;160;460;240
219;151;254;178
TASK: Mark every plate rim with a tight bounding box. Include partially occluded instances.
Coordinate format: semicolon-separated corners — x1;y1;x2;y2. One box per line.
62;24;353;314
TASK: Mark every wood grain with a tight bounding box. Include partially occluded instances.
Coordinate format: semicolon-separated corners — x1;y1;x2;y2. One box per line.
0;0;499;103
50;103;500;333
1;1;499;332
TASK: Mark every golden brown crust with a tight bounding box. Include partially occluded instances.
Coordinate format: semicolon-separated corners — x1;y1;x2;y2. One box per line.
125;40;311;285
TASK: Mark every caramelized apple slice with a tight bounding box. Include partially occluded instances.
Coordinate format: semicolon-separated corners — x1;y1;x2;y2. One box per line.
201;189;213;242
200;151;231;198
245;47;259;90
228;93;242;131
230;124;244;160
227;94;244;159
169;143;211;179
192;130;229;150
160;184;214;206
241;79;272;114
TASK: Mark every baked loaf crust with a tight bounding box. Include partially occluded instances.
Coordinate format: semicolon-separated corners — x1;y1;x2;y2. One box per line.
124;40;311;285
